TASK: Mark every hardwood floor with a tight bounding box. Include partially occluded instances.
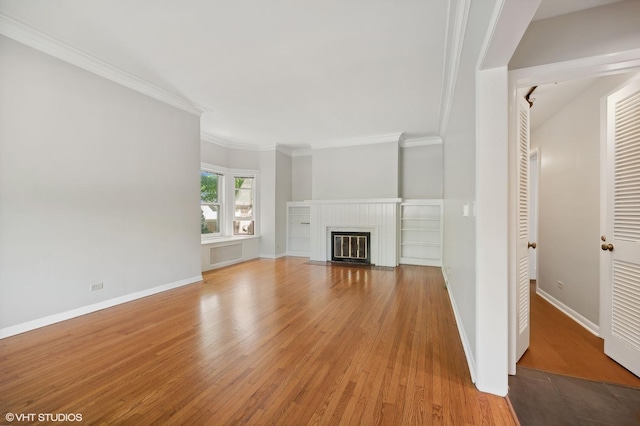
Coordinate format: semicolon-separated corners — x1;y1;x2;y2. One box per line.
0;258;515;425
518;281;640;388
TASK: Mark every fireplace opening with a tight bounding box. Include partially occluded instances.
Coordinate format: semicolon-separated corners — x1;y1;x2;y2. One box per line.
331;231;371;264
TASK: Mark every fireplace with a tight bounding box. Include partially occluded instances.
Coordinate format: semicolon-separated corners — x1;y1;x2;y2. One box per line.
331;231;371;264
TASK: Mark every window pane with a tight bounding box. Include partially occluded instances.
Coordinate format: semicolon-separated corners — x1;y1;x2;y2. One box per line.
234;177;253;219
201;204;220;234
201;171;219;203
234;177;254;235
233;220;254;235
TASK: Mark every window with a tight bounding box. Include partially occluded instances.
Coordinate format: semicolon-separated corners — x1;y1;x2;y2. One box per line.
201;171;221;235
201;164;258;240
234;177;254;235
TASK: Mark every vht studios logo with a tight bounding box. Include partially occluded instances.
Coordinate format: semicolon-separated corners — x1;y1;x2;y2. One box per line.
5;412;83;422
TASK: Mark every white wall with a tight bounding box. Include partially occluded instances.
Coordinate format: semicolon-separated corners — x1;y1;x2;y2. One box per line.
400;144;443;199
312;142;399;200
201;141;230;168
275;151;292;256
292;154;312;201
200;141;260;171
510;1;640;69
228;147;260;170
530;72;636;326
0;36;201;332
259;150;277;257
442;0;497;386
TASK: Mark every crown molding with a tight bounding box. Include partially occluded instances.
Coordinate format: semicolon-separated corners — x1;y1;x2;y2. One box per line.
275;145;294;156
201;133;309;156
438;0;471;136
309;132;404;150
202;131;413;154
400;135;443;148
201;132;262;151
0;13;206;116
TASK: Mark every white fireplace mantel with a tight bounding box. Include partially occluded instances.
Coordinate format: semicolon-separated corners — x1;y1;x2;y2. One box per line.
305;198;402;204
309;199;400;267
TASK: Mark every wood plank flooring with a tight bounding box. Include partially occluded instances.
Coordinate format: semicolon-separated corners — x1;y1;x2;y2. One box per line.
518;281;640;388
0;258;515;425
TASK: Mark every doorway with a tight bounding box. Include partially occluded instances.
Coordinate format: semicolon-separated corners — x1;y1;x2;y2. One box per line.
512;72;640;387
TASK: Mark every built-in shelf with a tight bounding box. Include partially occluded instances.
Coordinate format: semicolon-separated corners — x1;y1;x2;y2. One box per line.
286;201;310;257
399;199;443;266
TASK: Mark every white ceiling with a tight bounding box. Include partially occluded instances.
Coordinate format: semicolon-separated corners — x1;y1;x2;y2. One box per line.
523;78;601;131
0;0;448;149
0;0;625;149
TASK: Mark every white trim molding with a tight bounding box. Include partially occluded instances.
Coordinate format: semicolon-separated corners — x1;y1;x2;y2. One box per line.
438;0;471;136
446;279;477;383
400;135;443;148
306;198;402;205
510;48;640;87
0;275;203;339
537;287;600;336
309;132;404;150
201;132;314;157
200;162;259;177
259;253;287;260
202;132;411;154
0;14;206;117
201;132;262;151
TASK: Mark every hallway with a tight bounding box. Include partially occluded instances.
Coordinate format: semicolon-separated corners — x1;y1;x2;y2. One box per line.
507;282;640;425
518;281;640;388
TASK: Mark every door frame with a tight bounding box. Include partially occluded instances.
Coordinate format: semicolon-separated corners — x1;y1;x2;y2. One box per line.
507;51;640;375
600;75;640;377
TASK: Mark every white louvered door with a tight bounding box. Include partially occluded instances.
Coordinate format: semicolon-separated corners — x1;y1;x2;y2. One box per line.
603;78;640;377
516;95;531;361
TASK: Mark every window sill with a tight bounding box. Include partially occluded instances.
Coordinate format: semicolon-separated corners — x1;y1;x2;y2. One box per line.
201;235;260;246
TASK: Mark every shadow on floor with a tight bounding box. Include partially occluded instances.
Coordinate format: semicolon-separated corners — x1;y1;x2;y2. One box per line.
509;366;640;426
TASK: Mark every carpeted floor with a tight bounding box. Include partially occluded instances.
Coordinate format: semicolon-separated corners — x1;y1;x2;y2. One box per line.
508;366;640;425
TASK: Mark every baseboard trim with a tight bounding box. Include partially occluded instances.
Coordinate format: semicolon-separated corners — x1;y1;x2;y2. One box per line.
536;288;599;336
202;257;255;271
441;266;449;285
0;275;203;339
259;253;286;259
445;276;478;383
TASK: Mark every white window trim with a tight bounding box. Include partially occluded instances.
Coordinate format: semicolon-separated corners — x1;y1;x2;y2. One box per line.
200;170;223;238
233;175;256;236
201;163;259;242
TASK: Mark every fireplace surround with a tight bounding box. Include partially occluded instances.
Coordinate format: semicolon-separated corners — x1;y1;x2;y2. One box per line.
331;231;371;264
308;199;400;268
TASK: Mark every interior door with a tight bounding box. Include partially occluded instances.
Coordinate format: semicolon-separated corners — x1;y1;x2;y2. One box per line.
516;95;532;361
603;78;640;377
529;151;539;280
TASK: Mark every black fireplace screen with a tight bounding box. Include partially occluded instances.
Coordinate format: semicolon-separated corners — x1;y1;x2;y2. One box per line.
331;232;370;264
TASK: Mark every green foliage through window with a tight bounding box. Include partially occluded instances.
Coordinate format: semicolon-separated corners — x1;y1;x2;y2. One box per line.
201;172;219;203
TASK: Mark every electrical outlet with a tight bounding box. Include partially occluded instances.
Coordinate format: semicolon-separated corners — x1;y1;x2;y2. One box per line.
557;281;563;290
90;282;104;292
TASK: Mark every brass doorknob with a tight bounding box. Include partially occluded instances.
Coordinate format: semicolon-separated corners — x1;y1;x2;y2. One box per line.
601;243;614;251
528;242;537;249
